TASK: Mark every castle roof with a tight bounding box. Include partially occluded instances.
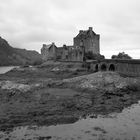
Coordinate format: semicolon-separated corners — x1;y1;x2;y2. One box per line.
57;47;63;50
75;27;97;39
42;44;52;49
57;47;63;52
42;42;57;50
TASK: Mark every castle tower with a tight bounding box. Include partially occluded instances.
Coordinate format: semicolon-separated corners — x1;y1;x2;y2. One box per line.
73;27;100;54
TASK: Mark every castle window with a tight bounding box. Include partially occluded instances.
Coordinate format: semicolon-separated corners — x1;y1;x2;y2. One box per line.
76;51;78;57
66;55;68;59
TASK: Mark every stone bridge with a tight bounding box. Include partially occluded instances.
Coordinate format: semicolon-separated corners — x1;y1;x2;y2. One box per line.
88;59;140;77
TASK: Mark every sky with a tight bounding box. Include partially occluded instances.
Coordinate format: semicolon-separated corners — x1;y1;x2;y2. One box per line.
0;0;140;58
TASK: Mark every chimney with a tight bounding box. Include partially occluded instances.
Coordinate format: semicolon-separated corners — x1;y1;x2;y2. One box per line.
52;42;55;45
89;27;93;31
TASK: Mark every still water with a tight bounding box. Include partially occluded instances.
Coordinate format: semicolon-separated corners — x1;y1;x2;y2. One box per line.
0;66;16;74
1;101;140;140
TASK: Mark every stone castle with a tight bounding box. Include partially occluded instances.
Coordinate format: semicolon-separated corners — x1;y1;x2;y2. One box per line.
41;27;100;61
41;27;140;77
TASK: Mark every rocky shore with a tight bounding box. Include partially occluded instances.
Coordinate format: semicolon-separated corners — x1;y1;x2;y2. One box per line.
0;65;140;132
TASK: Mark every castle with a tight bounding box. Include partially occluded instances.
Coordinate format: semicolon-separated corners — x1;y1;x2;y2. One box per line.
40;27;140;77
41;27;100;61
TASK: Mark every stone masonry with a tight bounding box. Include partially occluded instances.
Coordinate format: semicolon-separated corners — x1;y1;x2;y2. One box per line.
74;27;100;54
41;27;100;61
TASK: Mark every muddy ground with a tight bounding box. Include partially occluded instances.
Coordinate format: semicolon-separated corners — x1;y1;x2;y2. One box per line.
0;63;140;133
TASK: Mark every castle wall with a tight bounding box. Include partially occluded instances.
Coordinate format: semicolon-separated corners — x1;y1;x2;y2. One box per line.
73;27;100;54
41;44;49;61
48;45;57;60
41;27;100;62
83;36;100;53
68;46;84;61
41;44;57;61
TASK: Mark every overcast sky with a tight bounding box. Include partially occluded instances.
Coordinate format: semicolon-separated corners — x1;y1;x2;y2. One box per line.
0;0;140;58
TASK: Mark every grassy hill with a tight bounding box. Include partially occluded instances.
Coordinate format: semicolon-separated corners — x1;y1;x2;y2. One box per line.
0;36;42;66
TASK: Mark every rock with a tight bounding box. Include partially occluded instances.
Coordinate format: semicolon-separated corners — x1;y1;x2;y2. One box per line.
51;67;60;72
75;97;92;109
0;81;30;92
0;80;41;93
63;71;139;93
38;136;52;140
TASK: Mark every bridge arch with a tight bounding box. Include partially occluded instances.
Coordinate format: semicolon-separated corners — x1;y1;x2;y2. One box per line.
95;64;98;72
100;63;107;71
109;64;115;71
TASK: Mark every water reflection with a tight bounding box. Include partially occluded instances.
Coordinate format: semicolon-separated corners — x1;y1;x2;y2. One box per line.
1;102;140;140
0;66;16;74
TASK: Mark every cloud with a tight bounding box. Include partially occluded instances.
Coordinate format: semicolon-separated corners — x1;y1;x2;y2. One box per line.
0;0;140;58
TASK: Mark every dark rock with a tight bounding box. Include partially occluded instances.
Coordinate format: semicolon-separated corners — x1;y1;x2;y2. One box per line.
38;136;52;140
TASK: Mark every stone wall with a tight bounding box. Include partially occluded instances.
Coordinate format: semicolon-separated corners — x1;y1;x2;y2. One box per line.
41;43;57;61
41;27;100;62
116;61;140;77
41;44;49;60
88;59;140;77
62;45;84;61
73;27;100;54
68;48;84;61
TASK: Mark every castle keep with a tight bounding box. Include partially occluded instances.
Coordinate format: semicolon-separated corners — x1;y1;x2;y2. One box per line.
74;27;100;54
41;27;100;61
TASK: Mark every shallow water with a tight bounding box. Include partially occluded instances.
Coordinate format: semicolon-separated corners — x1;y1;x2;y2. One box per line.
0;66;15;74
1;101;140;140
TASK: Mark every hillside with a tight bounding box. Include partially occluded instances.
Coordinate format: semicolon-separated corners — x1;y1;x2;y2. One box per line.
0;36;42;66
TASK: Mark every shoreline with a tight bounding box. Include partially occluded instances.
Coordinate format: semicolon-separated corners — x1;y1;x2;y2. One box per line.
0;65;140;132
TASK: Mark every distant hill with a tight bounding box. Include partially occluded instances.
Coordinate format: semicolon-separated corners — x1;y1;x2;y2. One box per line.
0;36;42;66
